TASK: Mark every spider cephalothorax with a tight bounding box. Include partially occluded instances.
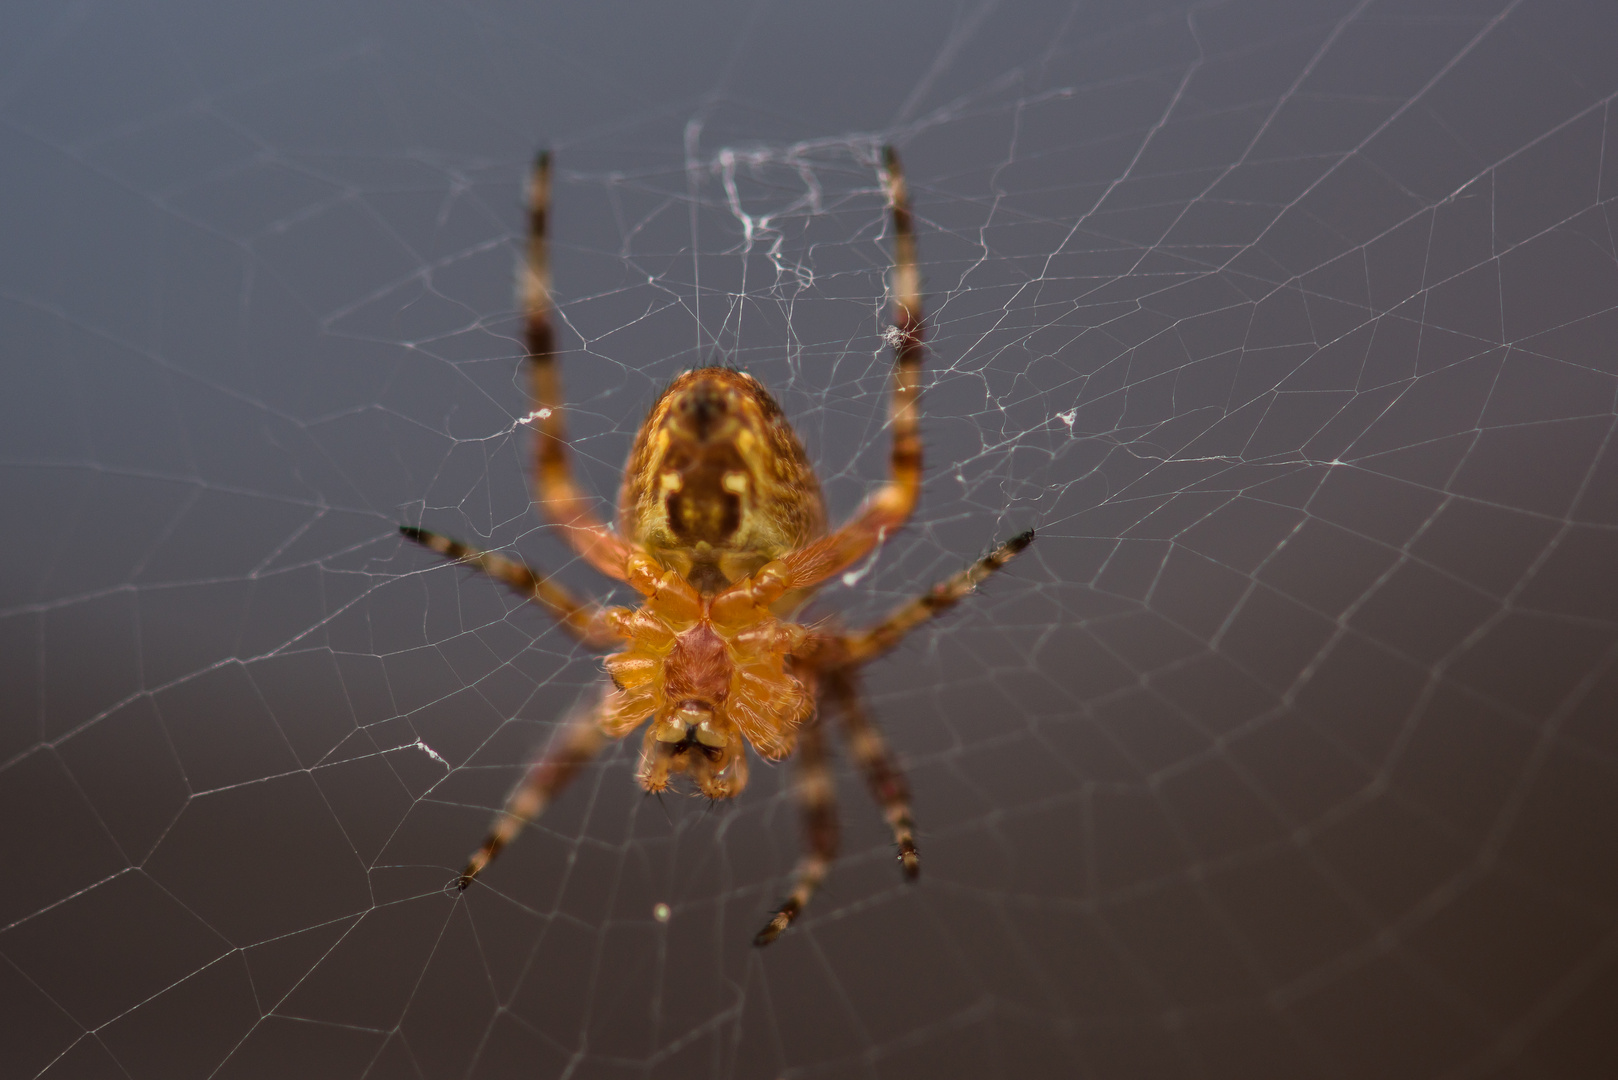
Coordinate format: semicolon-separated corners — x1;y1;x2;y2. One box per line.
402;147;1030;945
599;552;810;798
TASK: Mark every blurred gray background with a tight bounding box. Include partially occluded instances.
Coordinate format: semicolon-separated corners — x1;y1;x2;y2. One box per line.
4;1;1618;1077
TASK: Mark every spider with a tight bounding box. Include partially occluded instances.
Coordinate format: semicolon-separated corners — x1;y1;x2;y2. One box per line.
402;147;1031;946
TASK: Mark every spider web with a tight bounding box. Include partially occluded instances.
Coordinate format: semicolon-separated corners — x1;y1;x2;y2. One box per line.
4;1;1618;1077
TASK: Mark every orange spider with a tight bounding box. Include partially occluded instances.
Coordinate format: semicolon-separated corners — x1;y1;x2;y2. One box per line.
402;147;1031;945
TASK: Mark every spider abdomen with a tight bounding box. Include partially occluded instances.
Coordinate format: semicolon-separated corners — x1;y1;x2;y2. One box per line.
620;369;826;578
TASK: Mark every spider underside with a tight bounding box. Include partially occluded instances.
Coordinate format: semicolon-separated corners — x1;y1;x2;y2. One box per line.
402;147;1031;946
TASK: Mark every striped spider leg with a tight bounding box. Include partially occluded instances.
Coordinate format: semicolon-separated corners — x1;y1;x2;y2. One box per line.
754;529;1034;945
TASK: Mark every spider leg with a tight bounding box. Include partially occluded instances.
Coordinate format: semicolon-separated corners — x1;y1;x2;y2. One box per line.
458;689;609;889
838;529;1033;665
521;150;631;581
400;526;622;649
823;669;918;878
754;714;838;946
783;146;925;589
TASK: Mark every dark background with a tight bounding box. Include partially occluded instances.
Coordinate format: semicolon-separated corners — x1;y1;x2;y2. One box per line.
4;1;1618;1077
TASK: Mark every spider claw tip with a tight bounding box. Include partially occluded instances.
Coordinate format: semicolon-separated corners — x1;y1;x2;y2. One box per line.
1009;528;1035;551
754;898;799;947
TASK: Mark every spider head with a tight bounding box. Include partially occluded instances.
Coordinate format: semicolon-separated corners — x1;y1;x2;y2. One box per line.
637;700;750;799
